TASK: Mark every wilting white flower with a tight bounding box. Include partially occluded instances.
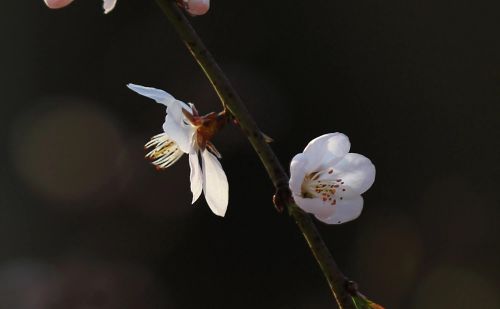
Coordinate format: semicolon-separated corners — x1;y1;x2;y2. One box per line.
44;0;117;14
127;83;229;217
289;133;375;224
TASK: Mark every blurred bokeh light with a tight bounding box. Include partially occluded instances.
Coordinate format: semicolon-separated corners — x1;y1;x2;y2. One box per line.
10;99;124;204
413;266;499;309
356;214;423;306
0;258;169;309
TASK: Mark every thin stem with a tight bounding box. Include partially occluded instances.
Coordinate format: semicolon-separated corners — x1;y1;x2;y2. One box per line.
155;1;356;308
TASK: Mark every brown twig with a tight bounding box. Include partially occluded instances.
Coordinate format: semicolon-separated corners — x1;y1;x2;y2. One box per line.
154;1;359;307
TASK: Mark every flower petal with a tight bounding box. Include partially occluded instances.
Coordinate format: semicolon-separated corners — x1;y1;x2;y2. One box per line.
44;0;74;9
103;0;117;13
333;153;375;194
293;195;336;219
289;153;308;194
189;152;203;204
316;195;363;224
201;149;228;217
186;0;210;15
303;133;351;171
163;101;196;153
127;84;176;107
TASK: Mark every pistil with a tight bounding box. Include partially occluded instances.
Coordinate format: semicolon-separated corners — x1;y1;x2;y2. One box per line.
301;169;346;206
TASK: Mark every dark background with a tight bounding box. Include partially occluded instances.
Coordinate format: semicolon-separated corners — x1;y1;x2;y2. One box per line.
1;0;499;308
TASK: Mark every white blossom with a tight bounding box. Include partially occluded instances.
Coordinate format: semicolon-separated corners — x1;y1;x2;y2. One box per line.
289;133;375;224
128;83;229;217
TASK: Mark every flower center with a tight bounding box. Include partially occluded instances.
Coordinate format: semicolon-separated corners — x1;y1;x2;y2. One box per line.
300;169;347;206
145;133;184;169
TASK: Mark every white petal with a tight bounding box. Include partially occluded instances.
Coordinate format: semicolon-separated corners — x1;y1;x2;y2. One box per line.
189;152;203;204
303;133;351;171
316;195;363;224
163;101;196;153
289;153;308;195
166;99;190;124
127;84;176;107
324;133;351;162
293;195;336;219
333;153;375;194
304;133;350;158
103;0;117;13
201;149;228;217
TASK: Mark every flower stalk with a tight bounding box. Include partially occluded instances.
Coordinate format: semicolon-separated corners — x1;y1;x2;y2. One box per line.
154;0;369;307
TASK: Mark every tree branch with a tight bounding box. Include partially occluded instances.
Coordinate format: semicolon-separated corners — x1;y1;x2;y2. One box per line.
154;1;358;307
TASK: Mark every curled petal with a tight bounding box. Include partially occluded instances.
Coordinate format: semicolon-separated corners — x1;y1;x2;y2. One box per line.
189;152;203;204
167;99;193;119
294;195;336;219
127;83;176;107
333;153;376;194
163;101;196;153
103;0;117;13
316;195;364;224
303;133;351;171
44;0;74;9
201;149;228;217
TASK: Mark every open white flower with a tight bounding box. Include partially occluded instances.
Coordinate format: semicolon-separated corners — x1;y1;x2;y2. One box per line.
127;83;229;217
289;133;375;224
44;0;117;14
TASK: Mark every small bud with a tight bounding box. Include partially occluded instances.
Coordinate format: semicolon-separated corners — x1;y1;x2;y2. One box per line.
44;0;74;9
185;0;210;16
43;0;116;13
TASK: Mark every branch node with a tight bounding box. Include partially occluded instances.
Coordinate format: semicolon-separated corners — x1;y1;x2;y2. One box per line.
345;279;359;296
272;186;293;213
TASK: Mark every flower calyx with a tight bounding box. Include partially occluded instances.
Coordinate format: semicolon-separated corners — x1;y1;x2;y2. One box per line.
183;108;228;155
